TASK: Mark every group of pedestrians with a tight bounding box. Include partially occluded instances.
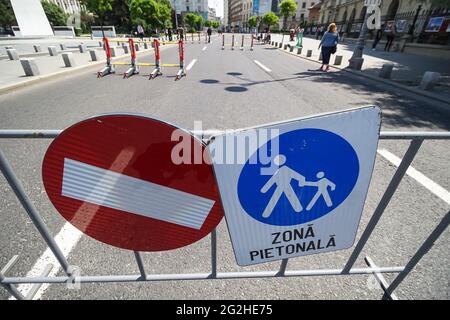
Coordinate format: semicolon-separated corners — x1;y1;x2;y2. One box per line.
316;21;398;72
372;23;397;52
135;24;213;43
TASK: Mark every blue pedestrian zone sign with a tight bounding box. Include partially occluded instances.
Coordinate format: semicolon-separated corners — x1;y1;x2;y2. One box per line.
238;128;359;226
209;107;381;266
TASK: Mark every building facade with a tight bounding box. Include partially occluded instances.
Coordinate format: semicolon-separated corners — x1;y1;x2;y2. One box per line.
229;0;243;30
224;0;229;26
171;0;209;21
45;0;82;15
294;1;316;24
314;0;449;44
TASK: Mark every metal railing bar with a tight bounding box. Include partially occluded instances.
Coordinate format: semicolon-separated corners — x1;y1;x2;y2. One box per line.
364;256;398;300
0;130;450;140
0;255;26;300
1;266;405;284
342;138;424;273
133;251;147;279
386;210;450;295
0;272;26;300
210;229;217;278
277;259;289;276
0;148;72;277
1;255;19;275
25;263;53;300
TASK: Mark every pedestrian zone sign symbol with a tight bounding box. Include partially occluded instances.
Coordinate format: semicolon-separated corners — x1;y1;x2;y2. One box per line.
208;106;381;266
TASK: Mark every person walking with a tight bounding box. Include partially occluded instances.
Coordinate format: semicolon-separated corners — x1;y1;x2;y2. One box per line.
384;23;396;52
137;24;144;40
315;26;322;40
207;27;212;43
318;23;339;72
168;28;172;41
372;26;383;50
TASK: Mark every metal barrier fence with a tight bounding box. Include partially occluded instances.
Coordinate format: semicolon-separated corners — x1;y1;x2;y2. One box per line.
0;129;449;300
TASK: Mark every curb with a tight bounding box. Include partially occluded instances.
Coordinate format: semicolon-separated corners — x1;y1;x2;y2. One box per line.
274;44;450;108
0;45;175;96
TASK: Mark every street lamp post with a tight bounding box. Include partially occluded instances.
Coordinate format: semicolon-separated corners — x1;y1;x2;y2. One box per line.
348;6;371;70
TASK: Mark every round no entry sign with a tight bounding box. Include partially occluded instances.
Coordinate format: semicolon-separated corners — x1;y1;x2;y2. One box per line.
42;114;224;251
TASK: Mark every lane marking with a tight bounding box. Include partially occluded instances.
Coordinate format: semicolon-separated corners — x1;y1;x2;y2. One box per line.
62;158;214;229
9;222;83;300
202;46;207;51
254;60;271;72
377;149;450;205
186;59;197;71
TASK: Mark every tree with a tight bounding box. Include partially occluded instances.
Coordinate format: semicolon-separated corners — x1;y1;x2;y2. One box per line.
211;21;220;29
41;1;69;26
204;20;212;27
248;16;257;30
80;0;114;22
129;0;171;32
0;0;16;32
262;12;280;31
279;0;297;30
184;12;202;31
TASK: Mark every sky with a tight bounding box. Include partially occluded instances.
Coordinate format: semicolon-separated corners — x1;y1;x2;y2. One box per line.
209;0;223;18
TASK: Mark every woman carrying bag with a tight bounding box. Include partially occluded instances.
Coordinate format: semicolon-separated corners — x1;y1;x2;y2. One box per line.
318;23;339;72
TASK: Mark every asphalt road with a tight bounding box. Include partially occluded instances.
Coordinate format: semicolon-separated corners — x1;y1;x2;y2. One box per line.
0;34;449;300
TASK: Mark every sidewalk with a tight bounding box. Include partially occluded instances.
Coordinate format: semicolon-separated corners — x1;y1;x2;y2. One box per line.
0;43;156;94
272;34;450;102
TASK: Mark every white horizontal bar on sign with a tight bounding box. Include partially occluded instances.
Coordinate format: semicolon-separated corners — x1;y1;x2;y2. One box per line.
61;158;215;230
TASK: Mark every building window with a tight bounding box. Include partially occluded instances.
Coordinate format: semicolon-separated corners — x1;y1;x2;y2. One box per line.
302;3;306;8
187;6;190;11
300;13;305;20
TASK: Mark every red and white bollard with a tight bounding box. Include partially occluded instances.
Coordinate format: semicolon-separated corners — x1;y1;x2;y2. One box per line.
97;37;115;77
175;40;186;81
149;39;162;79
124;38;139;78
251;35;254;51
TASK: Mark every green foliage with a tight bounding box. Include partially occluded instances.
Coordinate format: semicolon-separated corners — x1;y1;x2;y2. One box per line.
41;1;69;26
0;0;16;30
80;0;114;20
204;20;212;27
279;0;297;29
211;21;220;29
129;0;171;31
248;16;257;28
184;12;203;31
279;0;297;17
262;12;280;30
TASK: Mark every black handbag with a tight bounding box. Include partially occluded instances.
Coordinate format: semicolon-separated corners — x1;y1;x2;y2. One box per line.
331;45;337;54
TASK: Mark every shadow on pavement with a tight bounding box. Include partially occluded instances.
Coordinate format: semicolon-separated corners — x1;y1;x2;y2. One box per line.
200;68;450;130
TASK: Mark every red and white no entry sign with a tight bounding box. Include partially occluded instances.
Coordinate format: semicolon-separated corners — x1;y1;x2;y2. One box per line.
42;114;224;251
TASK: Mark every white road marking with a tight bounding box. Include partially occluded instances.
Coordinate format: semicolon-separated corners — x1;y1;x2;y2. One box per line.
202;46;207;51
377;149;450;205
186;59;197;71
254;60;271;72
9;222;82;300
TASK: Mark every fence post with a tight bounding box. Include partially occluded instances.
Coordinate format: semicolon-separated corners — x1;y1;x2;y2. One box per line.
0;148;72;276
149;39;162;79
342;139;424;273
